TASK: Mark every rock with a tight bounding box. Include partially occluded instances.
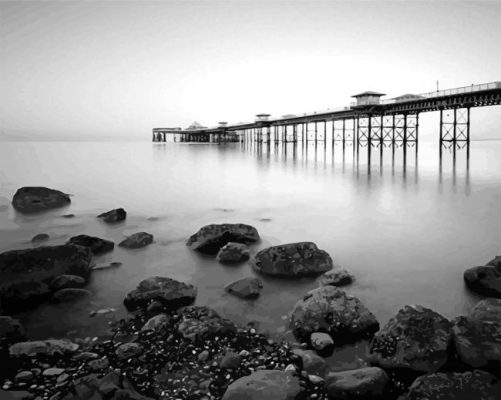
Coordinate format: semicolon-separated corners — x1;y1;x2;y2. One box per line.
308;375;324;384
42;367;65;377
464;257;501;298
12;187;70;213
9;339;79;357
318;268;353;287
0;280;51;313
219;351;242;369
290;286;379;345
88;357;109;371
89;307;116;317
403;370;500;400
291;349;328;376
187;223;260;255
97;208;126;223
141;314;168;331
216;242;250;263
178;306;237;341
325;367;389;400
15;371;34;382
470;297;501;323
310;332;334;353
92;261;122;271
0;316;25;339
51;288;92;303
50;275;86;291
73;352;99;361
67;235;114;255
124;276;196;311
118;232;154;249
61;214;75;218
252;242;333;277
198;350;209;362
224;277;263;299
369;305;452;373
31;233;50;243
115;343;143;360
146;300;164;314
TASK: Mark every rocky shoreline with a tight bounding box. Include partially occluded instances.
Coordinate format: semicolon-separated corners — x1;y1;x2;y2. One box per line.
1;187;500;400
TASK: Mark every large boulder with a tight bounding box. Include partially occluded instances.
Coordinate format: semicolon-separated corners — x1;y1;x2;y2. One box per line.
325;367;389;400
224;277;263;299
9;339;79;357
403;370;500;400
186;223;260;255
463;256;501;298
49;274;86;291
67;235;114;255
252;242;333;277
118;232;154;249
124;276;196;311
97;208;126;223
369;305;452;373
217;242;250;263
290;286;379;345
178;306;237;341
12;186;70;213
222;370;303;400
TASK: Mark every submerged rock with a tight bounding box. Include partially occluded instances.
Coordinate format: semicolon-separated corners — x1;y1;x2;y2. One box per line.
318;268;353;287
290;286;379;345
369;305;452;373
224;277;263;299
97;207;126;223
252;242;333;277
325;367;389;400
187;223;260;255
9;339;79;357
49;274;86;291
178;306;237;341
464;256;501;298
51;288;92;303
216;242;250;263
12;186;70;213
118;232;154;249
0;279;51;312
124;276;196;311
31;233;49;243
67;234;114;255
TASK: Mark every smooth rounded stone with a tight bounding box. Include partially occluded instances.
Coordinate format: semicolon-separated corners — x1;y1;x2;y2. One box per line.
42;367;65;377
12;186;70;213
219;351;242;369
97;208;126;223
15;371;34;382
325;367;389;400
216;242;250;263
291;349;328;376
88;357;109;371
251;242;333;277
178;306;237;341
369;305;452;373
141;313;168;331
9;339;79;357
290;286;379;345
224;277;263;299
123;276;196;311
31;233;50;243
222;370;303;400
51;288;92;303
464;257;501;298
115;342;144;360
0;316;25;339
318;268;353;287
118;232;153;249
186;223;260;255
67;235;114;255
470;297;501;323
310;332;334;353
50;274;86;291
403;370;500;400
0;279;51;313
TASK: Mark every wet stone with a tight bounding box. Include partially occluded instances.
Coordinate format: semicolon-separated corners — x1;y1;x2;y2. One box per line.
216;242;250;264
12;186;70;213
97;208;126;223
31;233;50;243
118;232;154;249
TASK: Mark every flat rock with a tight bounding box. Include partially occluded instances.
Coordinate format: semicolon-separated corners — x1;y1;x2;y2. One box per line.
14;371;34;382
224;277;263;299
186;223;260;255
178;306;237;341
67;234;114;255
92;261;122;271
50;274;86;291
12;186;70;213
0;316;25;339
464;257;501;298
369;305;452;373
222;370;303;400
118;232;153;249
290;286;379;345
252;242;333;277
124;276;196;311
43;367;65;377
31;233;49;243
318;268;353;286
9;339;79;357
403;370;500;400
97;208;126;223
51;288;92;303
325;367;389;400
216;242;250;263
115;342;144;360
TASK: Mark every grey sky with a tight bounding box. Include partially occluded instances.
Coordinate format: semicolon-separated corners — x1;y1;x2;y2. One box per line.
1;0;500;140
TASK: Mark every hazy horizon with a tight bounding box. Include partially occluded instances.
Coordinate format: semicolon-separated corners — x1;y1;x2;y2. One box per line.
1;0;501;141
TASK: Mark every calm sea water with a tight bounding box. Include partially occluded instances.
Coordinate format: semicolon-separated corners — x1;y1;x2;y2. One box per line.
0;139;500;368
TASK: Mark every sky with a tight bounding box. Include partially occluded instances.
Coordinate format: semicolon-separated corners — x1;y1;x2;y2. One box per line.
1;0;500;141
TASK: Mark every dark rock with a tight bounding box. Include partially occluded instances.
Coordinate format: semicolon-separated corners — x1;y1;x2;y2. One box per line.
178;306;237;341
0;316;25;339
14;371;34;382
118;232;153;249
290;286;379;345
124;276;196;311
403;370;500;400
115;343;143;360
325;367;389;400
0;279;51;312
369;305;452;373
146;300;164;314
318;268;353;287
141;314;168;331
12;186;70;213
67;235;114;255
291;349;328;376
222;370;303;400
61;214;75;218
219;350;242;369
216;242;250;263
97;208;126;224
31;233;49;243
186;223;260;255
9;339;79;357
224;277;263;299
310;332;334;353
51;288;92;303
50;274;86;291
88;357;109;371
470;297;501;323
252;242;333;277
464;257;501;298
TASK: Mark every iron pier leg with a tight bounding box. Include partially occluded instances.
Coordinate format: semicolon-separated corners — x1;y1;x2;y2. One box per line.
314;122;318;143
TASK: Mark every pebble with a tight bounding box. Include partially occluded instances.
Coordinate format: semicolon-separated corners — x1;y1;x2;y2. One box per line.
42;368;65;377
15;371;34;382
308;374;324;384
198;350;209;362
